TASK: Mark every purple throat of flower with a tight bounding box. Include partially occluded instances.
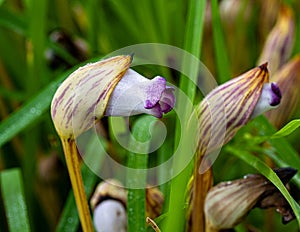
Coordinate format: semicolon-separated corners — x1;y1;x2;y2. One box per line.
105;69;175;118
251;82;282;118
270;82;282;106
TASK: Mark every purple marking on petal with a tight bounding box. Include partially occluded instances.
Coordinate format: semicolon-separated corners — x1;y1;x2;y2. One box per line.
148;104;163;118
144;76;166;109
159;87;175;113
145;99;154;109
78;70;100;87
105;71;175;118
270;82;282;106
52;82;72;118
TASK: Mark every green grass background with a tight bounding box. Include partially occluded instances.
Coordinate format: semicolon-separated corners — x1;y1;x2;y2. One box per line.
0;0;300;231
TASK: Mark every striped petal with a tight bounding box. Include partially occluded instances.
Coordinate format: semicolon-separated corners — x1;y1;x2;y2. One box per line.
196;63;269;160
51;55;132;138
205;168;296;229
257;5;295;75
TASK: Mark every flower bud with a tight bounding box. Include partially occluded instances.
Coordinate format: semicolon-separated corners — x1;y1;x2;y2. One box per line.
91;180;164;232
257;5;295;75
90;179;127;211
51;55;132;138
146;187;164;219
196;64;281;171
204;167;296;229
90;180;127;232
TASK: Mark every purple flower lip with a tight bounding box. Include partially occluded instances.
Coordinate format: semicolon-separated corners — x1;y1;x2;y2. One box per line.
144;82;175;118
105;69;175;118
270;82;282;106
251;82;282;119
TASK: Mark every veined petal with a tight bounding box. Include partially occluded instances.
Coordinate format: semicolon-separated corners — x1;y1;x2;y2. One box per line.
205;168;296;229
196;63;269;156
257;5;295;75
51;55;132;138
104;69;175;118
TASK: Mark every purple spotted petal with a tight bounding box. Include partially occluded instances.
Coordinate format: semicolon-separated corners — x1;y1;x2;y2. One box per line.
104;69;175;118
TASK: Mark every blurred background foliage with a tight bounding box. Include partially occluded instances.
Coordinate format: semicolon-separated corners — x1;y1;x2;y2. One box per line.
0;0;300;231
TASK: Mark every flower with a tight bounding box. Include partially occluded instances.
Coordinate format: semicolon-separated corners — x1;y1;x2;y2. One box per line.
204;168;296;229
196;63;281;165
51;55;175;138
50;55;174;231
188;63;282;232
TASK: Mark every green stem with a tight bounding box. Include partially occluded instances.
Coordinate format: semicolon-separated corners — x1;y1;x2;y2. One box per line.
165;0;206;231
127;116;157;232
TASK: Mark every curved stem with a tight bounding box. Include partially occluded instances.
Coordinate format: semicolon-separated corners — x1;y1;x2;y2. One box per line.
61;138;94;232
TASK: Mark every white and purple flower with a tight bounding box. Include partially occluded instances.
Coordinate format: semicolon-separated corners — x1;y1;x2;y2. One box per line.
50;55;175;232
51;55;175;138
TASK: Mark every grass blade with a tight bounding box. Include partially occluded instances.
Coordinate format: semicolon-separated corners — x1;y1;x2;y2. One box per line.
254;116;300;170
0;74;65;147
0;7;27;35
165;0;206;231
271;119;300;138
211;0;231;83
0;168;31;232
127;115;156;232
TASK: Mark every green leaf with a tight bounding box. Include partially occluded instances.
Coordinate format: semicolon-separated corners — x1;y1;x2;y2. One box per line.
0;75;64;147
254;117;300;170
271;119;300;139
0;168;31;232
0;7;27;35
227;147;300;227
